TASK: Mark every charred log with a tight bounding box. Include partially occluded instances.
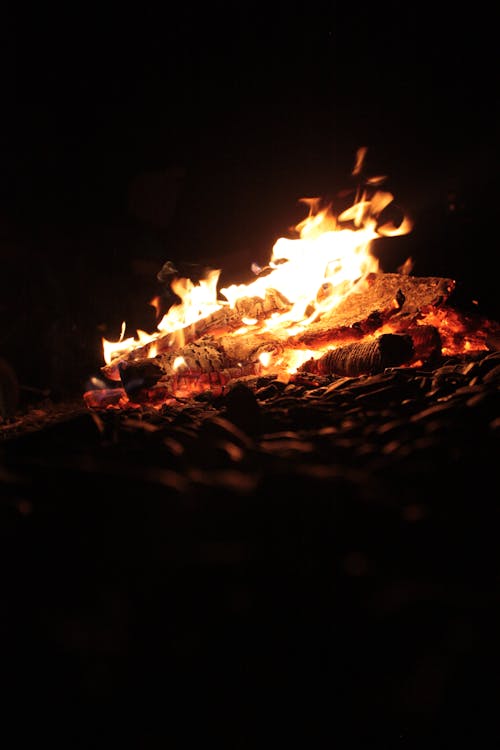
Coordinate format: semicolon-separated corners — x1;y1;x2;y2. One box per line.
123;363;263;402
102;307;244;380
299;333;415;377
102;290;293;381
83;387;130;410
293;273;455;348
119;341;232;399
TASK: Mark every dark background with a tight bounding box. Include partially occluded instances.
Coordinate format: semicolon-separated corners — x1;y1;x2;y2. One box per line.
1;3;498;396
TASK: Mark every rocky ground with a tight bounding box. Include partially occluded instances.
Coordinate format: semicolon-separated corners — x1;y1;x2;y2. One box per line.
1;349;500;747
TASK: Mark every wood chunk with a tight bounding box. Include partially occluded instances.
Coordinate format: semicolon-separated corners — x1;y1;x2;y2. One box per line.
83;387;130;409
335;272;455;321
233;288;292;318
299;334;415;377
102;290;293;381
119;341;232;399
102;306;245;381
295;273;455;348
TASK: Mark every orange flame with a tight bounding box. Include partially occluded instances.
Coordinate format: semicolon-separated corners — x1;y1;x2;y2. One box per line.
102;164;412;367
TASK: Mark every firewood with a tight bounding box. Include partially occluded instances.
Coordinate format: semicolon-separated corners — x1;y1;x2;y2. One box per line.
328;272;455;322
102;290;292;381
101;307;242;380
121;362;263;402
118;333;276;398
119;341;232;396
295;273;455;348
298;334;415;377
233;288;292;318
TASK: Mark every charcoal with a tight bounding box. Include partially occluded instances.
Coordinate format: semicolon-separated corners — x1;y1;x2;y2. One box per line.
482;363;500;383
222;382;261;438
353;383;415;408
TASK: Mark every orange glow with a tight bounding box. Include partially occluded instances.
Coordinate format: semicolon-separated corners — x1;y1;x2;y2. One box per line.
416;308;490;355
149;295;161;318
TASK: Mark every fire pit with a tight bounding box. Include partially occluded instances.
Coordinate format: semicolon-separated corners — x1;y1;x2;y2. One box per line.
1;152;500;745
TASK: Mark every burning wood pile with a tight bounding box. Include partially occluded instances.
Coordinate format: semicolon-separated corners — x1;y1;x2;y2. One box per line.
84;152;499;413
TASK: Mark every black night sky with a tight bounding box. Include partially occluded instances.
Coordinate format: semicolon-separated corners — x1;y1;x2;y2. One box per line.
1;4;498;392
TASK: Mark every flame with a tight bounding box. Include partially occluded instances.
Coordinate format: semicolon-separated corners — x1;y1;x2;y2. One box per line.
220;198;384;327
157;270;222;334
172;356;187;372
83;148;500;414
102;183;411;366
149;295;161;318
103;271;222;365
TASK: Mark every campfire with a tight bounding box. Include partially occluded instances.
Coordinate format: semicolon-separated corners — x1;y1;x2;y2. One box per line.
3;152;500;747
83;149;499;411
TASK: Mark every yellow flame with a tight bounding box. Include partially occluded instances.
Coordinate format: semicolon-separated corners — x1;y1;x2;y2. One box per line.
101;178;412;365
259;351;272;368
157;270;222;334
172;356;186;372
149;295;161;319
220;188;410;329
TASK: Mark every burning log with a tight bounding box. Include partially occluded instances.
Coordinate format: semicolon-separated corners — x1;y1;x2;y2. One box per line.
121;362;263;402
102;289;292;381
298;323;443;379
299;334;415;377
119;341;231;398
101;307;243;381
118;338;273;400
294;273;455;348
121;325;439;402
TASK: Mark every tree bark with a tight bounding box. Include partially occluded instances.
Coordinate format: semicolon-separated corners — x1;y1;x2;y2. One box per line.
298;334;415;376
